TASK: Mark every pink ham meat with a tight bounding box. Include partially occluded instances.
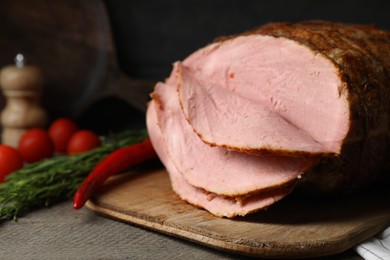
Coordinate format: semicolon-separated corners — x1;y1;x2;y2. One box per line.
152;67;313;196
178;35;349;156
146;21;390;217
147;100;291;218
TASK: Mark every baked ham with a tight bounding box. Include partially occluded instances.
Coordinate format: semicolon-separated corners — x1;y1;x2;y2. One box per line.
146;21;390;217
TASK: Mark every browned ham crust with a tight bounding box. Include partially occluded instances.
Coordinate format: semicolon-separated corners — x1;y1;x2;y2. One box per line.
252;21;390;193
146;21;390;218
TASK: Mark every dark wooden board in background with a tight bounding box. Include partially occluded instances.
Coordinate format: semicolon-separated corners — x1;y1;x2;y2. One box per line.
0;0;154;121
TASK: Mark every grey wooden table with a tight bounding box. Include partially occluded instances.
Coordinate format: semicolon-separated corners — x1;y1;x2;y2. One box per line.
0;201;363;260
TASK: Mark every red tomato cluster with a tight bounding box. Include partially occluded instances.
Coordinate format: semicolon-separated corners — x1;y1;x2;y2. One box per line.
49;118;79;153
0;118;101;182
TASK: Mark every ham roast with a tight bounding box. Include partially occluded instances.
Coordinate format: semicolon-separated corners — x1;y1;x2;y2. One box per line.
146;21;390;217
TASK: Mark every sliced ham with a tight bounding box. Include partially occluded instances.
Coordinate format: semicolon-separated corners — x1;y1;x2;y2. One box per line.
179;35;350;155
178;63;327;156
152;68;313;196
178;21;390;193
146;21;390;217
146;98;292;218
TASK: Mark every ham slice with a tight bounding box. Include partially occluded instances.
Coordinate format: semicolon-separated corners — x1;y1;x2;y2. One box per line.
146;21;390;217
178;63;327;156
146;97;292;218
178;35;350;155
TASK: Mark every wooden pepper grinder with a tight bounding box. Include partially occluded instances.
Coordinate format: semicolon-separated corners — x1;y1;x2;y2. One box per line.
0;54;47;147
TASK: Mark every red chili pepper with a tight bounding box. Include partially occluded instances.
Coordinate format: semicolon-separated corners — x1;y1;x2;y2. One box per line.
73;138;157;209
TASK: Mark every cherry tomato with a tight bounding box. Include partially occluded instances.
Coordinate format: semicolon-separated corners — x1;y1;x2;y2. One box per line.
48;118;78;153
0;145;23;182
18;128;54;163
67;130;101;155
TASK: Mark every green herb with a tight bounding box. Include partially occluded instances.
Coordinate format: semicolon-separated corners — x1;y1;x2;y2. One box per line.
0;130;148;222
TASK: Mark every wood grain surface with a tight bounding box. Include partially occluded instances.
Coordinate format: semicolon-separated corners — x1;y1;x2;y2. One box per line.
86;169;390;258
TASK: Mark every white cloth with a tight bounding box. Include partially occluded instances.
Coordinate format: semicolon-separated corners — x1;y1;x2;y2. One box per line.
355;226;390;260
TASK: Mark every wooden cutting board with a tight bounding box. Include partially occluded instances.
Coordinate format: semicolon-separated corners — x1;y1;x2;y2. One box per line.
86;169;390;258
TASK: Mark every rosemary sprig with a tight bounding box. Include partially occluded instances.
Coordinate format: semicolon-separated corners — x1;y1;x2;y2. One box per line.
0;129;148;222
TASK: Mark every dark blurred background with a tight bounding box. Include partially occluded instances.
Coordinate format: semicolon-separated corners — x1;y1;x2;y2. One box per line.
1;0;390;133
104;0;390;80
